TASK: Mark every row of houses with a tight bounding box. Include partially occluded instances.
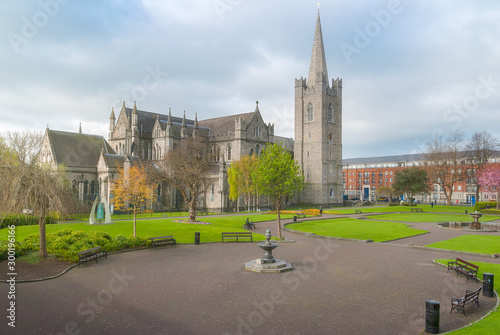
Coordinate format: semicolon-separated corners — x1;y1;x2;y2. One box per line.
342;152;500;204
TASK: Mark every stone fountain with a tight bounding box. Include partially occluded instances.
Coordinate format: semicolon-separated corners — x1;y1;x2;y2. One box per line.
245;229;293;273
469;211;483;230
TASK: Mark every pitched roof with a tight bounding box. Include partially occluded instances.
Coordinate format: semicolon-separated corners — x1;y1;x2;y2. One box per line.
47;129;114;167
198;112;255;137
125;107;195;137
102;154;140;169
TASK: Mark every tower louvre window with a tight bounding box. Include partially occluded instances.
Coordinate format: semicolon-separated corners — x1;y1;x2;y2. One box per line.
328;104;333;123
307;103;314;122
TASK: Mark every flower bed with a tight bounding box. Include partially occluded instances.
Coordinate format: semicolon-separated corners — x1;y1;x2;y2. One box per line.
172;220;211;225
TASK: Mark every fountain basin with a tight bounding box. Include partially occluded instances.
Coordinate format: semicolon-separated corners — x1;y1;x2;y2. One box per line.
436;222;497;232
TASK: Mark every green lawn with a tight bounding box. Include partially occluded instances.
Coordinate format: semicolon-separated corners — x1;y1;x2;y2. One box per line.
331;205;473;215
370;213;500;223
0;214;291;244
285;218;428;242
435;259;500;334
425;235;500;255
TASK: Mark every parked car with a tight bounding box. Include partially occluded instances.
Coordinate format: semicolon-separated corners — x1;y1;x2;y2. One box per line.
378;197;389;202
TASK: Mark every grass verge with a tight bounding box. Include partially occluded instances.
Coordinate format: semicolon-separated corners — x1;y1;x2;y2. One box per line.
285;218;428;242
370;213;500;223
425;235;500;255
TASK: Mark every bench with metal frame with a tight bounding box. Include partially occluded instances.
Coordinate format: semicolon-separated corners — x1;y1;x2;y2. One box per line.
447;258;479;282
150;235;176;248
221;232;253;242
450;286;482;316
78;246;107;267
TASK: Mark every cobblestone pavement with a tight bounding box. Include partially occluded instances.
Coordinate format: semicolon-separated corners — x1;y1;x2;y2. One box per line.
1;214;498;335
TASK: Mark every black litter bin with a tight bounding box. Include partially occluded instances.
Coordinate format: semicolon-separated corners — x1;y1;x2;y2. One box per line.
425;300;440;334
483;273;494;297
293;216;297;222
195;232;200;245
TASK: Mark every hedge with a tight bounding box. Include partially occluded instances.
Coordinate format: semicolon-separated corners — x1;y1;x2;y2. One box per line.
0;215;57;229
474;201;498;211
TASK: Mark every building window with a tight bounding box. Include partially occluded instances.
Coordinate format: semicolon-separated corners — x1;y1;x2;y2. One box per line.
329;188;334;198
379;178;382;184
371;178;375;184
309;132;311;139
306;172;310;179
307;103;313;122
328;132;333;142
364;172;369;177
327;103;333;123
307;151;309;157
227;145;232;161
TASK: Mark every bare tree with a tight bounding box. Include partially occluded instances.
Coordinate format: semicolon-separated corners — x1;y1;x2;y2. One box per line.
153;138;213;222
423;131;467;205
4;130;43;164
466;130;499;201
0;132;77;258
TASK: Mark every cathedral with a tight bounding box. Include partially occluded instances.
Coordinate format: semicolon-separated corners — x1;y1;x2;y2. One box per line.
39;12;343;211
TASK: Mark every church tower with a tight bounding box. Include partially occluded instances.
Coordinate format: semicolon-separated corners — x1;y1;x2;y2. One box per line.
294;11;343;206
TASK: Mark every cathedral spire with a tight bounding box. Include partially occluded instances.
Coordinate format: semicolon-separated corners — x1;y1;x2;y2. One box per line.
308;11;328;84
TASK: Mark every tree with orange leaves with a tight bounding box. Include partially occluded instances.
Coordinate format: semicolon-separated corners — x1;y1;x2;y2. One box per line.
112;164;155;237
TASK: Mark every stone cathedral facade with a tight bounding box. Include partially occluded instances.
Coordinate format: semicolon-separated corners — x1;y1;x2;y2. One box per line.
294;13;343;206
39;12;343;211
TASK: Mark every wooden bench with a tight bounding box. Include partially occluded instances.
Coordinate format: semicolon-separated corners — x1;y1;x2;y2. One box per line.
411;208;423;212
450;286;482;316
221;232;252;242
150;235;176;248
355;209;362;214
78;246;107;267
447;258;479;282
296;212;306;218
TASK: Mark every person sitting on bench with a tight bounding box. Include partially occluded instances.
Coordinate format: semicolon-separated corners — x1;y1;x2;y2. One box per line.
245;218;256;229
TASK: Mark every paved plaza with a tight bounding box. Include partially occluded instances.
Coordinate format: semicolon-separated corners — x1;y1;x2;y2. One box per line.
1;216;499;335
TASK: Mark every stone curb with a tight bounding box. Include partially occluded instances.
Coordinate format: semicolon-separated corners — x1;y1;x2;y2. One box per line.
432;260;499;335
282;224;373;243
0;263;79;284
405;244;499;258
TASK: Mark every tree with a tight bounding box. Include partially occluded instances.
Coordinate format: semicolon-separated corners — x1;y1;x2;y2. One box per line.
466;130;499;201
0;132;77;258
476;164;500;210
112;164;155;237
228;155;258;212
392;167;429;203
377;185;395;200
423;131;466;205
154;138;213;223
4;130;43;164
252;143;304;239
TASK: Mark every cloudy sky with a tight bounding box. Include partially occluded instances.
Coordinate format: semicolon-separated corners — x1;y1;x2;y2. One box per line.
1;0;499;159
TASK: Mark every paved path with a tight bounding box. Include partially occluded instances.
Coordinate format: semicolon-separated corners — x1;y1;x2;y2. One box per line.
1;214;499;335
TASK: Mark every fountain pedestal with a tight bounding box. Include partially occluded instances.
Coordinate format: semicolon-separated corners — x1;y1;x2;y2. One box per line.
469;211;483;230
245;229;293;273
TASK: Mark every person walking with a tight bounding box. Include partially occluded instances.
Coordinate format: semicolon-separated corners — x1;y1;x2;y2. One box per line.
319;205;323;216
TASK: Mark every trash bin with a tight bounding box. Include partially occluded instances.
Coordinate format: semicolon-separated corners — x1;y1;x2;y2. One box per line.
425;300;440;334
195;232;200;245
483;273;494;297
465;210;468;214
293;216;297;222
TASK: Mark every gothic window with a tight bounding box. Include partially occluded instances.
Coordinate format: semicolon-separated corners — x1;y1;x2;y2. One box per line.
328;132;333;142
72;180;77;194
255;144;260;156
158;146;161;160
307;103;314;122
329;188;334;198
328;103;333;123
83;180;88;194
90;181;96;194
227;144;232;161
249;148;254;156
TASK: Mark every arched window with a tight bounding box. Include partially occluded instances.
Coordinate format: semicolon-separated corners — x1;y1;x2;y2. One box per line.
307;103;314;122
249;148;254;156
83;180;88;194
328;103;333;123
72;180;77;194
90;181;96;194
329;188;334;198
255;144;260;156
227;145;232;161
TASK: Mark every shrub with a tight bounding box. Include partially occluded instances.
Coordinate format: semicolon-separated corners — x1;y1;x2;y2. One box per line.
0;214;57;228
481;209;500;215
474;201;497;211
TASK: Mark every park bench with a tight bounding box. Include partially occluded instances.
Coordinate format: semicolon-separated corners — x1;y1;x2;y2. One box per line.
450;286;482;316
296;212;306;218
196;210;209;216
78;246;107;267
355;209;362;214
447;258;479;282
411;208;423;212
221;232;252;242
150;235;176;248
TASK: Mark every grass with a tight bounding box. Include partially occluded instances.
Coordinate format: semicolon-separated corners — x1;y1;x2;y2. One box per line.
331;204;474;215
0;214;292;244
435;259;500;334
285;218;428;242
369;213;500;223
425;235;500;255
15;250;42;264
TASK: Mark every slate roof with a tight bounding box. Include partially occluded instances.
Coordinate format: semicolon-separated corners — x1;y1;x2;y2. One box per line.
125;108;194;137
274;136;294;152
198;112;255;137
47;129;114;167
342;154;423;166
102;154;141;169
